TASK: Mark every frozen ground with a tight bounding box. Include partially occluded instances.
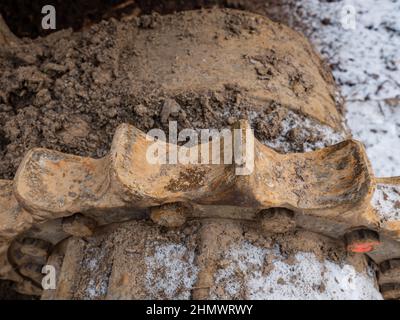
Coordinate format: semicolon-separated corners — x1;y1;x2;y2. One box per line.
372;181;400;223
141;241;382;300
273;0;400;177
212;241;382;300
145;243;198;300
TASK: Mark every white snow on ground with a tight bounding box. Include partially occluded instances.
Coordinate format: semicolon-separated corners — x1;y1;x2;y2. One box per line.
212;241;382;300
247;109;346;153
281;0;400;177
372;183;400;222
82;246;111;299
347;101;400;176
145;243;198;299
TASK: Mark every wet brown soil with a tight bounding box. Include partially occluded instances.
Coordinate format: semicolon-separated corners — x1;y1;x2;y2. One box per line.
0;1;292;39
0;7;342;180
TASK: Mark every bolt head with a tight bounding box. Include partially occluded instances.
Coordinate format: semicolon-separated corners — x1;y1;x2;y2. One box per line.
259;208;296;234
62;214;97;237
19;238;51;258
380;283;400;300
150;203;188;228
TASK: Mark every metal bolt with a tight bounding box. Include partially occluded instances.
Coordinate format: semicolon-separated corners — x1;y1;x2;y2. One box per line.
62;213;97;237
344;229;380;253
259;208;296;234
378;259;400;289
12;280;42;296
150;203;188;228
19;263;44;284
19;238;51;258
380;283;400;300
380;258;400;274
13;248;46;266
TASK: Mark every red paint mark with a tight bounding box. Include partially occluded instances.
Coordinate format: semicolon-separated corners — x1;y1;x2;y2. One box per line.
347;241;380;253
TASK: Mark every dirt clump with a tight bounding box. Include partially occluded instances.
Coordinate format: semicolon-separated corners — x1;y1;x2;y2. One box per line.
0;9;345;180
0;1;299;39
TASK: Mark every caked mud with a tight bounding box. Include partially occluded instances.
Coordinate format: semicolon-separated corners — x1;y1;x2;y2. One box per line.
0;8;346;180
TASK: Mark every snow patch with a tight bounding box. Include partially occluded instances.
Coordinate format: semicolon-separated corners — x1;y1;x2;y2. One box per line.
372;183;400;222
296;0;400;102
145;243;198;299
212;241;382;300
254;109;346;152
346;100;400;177
86;278;108;299
82;246;111;299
